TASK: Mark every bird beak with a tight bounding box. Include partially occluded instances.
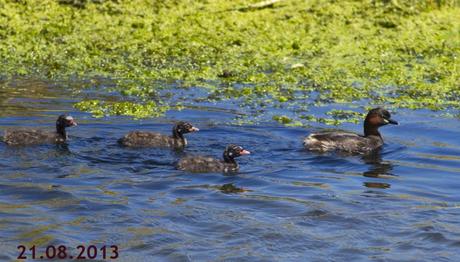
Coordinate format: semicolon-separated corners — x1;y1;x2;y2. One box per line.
70;120;78;127
240;150;251;155
189;127;199;132
385;118;398;125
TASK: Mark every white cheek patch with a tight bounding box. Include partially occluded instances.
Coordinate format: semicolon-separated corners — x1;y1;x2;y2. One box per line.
65;116;74;121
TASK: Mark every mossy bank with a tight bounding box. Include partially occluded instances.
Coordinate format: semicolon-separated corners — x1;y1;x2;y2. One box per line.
0;0;459;124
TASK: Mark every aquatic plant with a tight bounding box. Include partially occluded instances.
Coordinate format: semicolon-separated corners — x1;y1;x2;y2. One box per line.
0;0;459;124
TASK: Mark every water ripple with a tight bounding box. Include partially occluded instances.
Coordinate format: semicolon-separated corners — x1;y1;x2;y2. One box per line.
1;80;460;260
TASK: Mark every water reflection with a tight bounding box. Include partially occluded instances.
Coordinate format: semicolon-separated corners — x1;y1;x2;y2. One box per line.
0;78;76;117
54;143;71;154
362;150;395;189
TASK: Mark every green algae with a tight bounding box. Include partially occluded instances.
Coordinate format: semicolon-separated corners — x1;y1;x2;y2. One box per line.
0;0;459;124
74;100;170;118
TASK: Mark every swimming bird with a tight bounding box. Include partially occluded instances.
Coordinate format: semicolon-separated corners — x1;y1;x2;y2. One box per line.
303;108;398;154
118;121;199;148
176;144;250;173
3;114;77;146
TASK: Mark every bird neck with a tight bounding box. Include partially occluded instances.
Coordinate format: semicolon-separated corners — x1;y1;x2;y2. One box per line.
56;124;67;139
172;129;186;145
223;152;237;165
364;122;381;138
172;128;183;139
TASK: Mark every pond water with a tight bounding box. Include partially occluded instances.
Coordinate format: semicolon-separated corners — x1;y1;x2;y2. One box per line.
1;78;460;261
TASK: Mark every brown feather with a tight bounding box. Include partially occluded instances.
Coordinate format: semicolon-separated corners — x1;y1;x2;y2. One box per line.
176;156;237;173
304;131;382;154
4;129;65;146
118;131;186;148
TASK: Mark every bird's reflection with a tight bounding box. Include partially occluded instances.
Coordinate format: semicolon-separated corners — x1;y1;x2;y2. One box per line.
361;149;395;189
55;143;72;155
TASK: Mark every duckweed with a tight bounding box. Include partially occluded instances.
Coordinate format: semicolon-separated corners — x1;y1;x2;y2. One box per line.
0;0;459;124
75;100;170;118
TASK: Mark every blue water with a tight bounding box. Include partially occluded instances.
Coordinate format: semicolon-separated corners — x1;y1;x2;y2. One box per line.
1;79;460;261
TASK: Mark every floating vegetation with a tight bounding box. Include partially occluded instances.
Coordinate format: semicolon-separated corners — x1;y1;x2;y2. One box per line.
74;100;171;118
0;0;459;124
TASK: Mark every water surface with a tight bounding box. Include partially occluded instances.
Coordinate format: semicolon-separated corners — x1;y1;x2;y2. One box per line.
1;79;460;261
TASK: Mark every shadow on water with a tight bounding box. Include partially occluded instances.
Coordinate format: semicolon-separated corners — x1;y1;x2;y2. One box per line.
362;150;395;189
1;78;460;261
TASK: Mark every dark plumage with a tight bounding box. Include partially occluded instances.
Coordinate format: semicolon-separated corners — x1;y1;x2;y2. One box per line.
3;115;77;146
118;121;199;148
304;108;398;154
176;144;250;173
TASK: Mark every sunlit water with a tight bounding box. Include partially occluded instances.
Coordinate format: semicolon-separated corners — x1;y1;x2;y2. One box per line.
1;79;460;261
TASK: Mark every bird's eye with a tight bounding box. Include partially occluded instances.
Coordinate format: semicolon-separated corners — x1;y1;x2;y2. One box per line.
381;111;390;119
